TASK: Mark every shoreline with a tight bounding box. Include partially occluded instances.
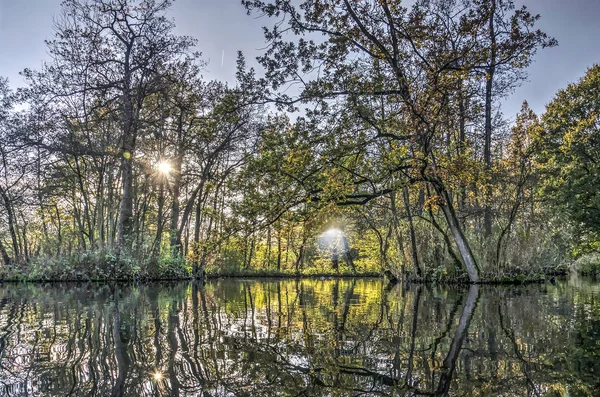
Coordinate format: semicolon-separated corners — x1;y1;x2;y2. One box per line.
0;271;569;285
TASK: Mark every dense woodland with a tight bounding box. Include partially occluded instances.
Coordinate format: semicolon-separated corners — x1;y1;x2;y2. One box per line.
0;0;598;282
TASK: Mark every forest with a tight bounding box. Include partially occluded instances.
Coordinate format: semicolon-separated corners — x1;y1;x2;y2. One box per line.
0;0;599;283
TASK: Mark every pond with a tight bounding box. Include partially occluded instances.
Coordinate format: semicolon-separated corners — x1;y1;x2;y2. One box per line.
0;278;598;396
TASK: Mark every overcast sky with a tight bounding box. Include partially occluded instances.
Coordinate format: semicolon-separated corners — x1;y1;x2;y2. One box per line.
1;0;599;119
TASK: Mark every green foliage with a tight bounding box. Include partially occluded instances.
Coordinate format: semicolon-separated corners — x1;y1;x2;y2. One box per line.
537;65;600;253
156;255;191;279
0;250;140;281
572;254;600;276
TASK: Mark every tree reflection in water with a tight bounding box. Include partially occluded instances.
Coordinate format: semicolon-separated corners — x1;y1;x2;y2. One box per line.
0;278;599;396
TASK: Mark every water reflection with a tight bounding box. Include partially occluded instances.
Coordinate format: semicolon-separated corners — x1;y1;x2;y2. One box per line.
0;278;598;396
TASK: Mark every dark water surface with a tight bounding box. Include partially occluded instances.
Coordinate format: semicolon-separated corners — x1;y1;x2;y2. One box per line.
0;278;599;396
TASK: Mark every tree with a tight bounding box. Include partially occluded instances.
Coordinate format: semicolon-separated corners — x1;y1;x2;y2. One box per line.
241;0;464;279
25;0;198;252
472;0;557;237
494;102;538;267
537;65;600;253
0;78;15;265
240;0;557;281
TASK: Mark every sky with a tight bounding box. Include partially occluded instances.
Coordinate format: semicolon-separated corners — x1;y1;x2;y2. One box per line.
1;0;599;119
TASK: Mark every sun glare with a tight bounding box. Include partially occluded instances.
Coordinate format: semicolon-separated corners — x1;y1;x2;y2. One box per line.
156;161;172;175
323;228;342;238
319;228;343;248
152;371;163;381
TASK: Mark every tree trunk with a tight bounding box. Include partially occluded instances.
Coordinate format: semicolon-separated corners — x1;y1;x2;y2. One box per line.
276;227;282;272
169;124;184;251
484;0;497;238
73;155;94;248
0;187;20;261
176;179;206;253
20;214;29;262
55;204;62;257
403;187;422;277
192;191;204;278
151;181;165;267
265;226;271;268
117;63;136;252
390;191;408;277
194;186;218;278
0;239;11;266
437;187;480;282
117;141;134;251
458;78;467;224
245;233;256;269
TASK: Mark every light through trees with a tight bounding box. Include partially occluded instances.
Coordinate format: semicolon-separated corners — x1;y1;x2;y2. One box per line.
318;228;345;252
156;161;172;176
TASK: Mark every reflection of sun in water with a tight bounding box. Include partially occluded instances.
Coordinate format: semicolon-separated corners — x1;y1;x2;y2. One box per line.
153;371;163;381
156;161;172;175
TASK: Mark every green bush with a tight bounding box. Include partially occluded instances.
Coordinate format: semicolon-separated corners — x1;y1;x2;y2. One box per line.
572;254;600;275
157;255;190;279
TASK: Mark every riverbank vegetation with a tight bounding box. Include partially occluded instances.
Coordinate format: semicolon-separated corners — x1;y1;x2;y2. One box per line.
0;0;598;283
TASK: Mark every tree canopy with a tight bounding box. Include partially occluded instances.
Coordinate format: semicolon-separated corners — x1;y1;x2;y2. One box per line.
537;65;600;254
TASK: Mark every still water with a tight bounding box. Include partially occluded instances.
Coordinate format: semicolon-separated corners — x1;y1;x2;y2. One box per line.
0;278;598;396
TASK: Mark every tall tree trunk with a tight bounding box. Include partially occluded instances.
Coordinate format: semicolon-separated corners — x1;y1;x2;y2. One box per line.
97;169;106;249
169;117;184;251
458;78;467;225
107;173;115;249
484;0;497;238
117;140;134;251
403;187;422;277
73;155;94;248
117;65;136;252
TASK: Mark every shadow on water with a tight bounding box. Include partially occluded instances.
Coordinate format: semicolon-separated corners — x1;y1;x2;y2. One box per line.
0;278;599;396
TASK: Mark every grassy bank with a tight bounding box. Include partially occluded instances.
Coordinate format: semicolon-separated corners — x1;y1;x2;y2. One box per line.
0;265;566;285
0;256;382;282
0;249;581;284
